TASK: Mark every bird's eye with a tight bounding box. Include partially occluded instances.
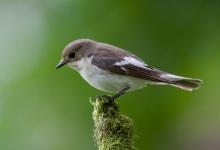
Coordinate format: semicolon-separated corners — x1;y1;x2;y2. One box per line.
69;53;75;58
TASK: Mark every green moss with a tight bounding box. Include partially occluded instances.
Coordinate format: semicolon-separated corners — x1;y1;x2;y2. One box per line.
91;96;136;150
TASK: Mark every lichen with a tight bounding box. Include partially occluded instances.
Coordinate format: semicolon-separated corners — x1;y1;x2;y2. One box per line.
91;96;136;150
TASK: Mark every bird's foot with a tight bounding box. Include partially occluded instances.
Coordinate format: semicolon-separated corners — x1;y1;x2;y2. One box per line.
95;86;130;101
95;95;114;101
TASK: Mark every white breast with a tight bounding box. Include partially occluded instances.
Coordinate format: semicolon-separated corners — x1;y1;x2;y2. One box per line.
68;57;146;93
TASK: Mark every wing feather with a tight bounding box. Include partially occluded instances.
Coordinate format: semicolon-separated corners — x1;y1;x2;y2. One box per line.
91;55;168;83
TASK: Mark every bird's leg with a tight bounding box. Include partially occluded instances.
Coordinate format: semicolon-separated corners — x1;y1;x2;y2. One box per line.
111;86;130;100
95;87;130;101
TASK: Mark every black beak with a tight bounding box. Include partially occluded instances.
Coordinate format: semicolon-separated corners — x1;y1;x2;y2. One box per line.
56;59;68;69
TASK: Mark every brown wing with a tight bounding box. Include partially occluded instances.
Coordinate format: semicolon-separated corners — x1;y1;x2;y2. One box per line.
91;55;169;83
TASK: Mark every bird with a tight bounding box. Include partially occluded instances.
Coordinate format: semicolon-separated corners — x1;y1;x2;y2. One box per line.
56;39;202;99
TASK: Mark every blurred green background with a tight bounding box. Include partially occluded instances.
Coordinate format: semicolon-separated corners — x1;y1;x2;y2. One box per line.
0;0;220;150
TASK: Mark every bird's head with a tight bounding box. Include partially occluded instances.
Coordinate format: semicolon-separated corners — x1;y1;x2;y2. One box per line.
56;39;95;70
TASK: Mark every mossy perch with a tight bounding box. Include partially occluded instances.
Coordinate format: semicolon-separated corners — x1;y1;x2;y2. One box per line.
91;96;136;150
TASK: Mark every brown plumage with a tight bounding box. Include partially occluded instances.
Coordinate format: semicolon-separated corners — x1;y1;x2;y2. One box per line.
57;39;203;94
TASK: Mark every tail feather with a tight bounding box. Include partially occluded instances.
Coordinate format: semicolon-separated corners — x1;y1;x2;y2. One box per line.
159;73;203;91
171;78;203;91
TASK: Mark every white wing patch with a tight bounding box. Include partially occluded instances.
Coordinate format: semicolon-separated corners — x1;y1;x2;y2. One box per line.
114;59;129;66
114;57;148;69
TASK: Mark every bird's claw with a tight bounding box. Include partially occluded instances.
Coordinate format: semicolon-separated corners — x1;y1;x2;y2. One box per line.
95;95;114;101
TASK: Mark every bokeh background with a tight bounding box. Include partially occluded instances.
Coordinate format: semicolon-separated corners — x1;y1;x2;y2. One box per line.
0;0;220;150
